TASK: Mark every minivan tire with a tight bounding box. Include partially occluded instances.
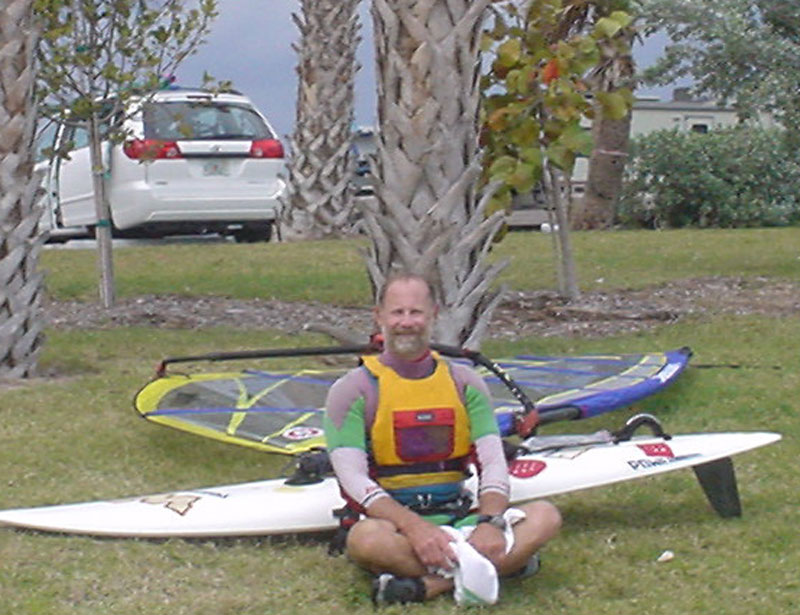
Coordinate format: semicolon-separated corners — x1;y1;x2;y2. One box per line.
233;222;273;243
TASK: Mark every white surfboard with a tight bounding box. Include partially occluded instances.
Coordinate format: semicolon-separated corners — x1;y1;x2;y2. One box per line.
0;430;780;538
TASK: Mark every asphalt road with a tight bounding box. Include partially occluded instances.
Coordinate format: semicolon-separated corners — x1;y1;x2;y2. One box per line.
43;234;233;250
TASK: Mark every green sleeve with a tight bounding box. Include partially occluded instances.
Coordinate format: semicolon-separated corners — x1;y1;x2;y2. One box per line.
323;396;367;451
464;384;500;440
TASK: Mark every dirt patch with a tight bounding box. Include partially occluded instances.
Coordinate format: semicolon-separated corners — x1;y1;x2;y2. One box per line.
43;276;799;341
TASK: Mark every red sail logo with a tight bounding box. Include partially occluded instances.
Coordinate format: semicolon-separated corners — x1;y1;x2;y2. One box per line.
637;443;674;458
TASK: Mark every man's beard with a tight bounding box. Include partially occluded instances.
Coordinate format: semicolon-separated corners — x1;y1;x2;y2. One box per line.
384;328;429;359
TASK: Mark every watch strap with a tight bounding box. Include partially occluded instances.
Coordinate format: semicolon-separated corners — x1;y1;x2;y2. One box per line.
475;513;507;530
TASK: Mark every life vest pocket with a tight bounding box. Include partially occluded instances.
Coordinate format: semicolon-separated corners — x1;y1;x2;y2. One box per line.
393;407;455;463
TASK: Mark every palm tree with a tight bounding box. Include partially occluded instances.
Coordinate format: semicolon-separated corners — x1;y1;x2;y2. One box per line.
0;0;45;378
281;0;361;240
364;0;505;348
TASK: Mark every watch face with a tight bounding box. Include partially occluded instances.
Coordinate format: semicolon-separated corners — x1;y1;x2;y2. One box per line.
489;515;506;529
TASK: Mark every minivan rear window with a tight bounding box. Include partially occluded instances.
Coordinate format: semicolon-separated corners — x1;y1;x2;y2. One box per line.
143;102;274;141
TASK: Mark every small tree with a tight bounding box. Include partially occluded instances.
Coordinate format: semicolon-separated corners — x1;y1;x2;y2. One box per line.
34;0;218;307
481;0;633;299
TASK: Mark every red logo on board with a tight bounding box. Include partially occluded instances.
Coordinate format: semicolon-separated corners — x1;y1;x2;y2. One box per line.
509;459;547;478
637;443;674;458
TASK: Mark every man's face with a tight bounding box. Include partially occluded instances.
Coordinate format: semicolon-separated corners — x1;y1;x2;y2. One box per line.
374;278;438;360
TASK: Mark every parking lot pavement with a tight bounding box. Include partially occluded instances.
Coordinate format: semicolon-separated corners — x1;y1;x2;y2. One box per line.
43;235;234;250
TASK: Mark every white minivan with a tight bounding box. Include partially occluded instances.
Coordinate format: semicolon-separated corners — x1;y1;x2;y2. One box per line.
37;87;286;242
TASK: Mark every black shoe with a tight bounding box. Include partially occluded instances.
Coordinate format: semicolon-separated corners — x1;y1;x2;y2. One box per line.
371;574;426;605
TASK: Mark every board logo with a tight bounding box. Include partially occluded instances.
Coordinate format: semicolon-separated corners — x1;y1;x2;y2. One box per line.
140;494;200;516
637;443;674;458
508;459;547;478
282;426;324;441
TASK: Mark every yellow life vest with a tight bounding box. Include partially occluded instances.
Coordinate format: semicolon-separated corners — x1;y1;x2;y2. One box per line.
362;353;472;490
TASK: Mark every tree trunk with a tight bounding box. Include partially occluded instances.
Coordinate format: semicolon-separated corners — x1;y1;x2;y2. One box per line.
574;25;636;230
575;108;631;229
543;164;580;300
0;0;46;379
364;0;506;349
281;0;361;240
89;112;115;308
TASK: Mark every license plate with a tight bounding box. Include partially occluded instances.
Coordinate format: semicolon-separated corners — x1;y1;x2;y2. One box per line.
202;160;229;176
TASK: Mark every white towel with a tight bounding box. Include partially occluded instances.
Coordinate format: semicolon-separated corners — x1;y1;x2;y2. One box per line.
433;508;527;606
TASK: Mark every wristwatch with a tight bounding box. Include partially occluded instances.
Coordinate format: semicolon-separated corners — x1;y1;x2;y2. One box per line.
476;514;507;531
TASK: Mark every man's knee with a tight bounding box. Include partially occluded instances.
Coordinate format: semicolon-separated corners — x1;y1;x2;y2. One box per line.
538;500;562;530
520;500;562;537
346;518;397;563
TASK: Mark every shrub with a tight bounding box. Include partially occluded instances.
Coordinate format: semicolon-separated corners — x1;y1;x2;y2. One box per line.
617;126;800;228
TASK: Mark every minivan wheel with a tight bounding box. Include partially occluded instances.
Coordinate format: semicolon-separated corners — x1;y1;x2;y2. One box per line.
233;223;273;243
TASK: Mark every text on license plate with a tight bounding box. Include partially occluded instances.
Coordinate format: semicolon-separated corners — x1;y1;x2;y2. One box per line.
202;160;229;176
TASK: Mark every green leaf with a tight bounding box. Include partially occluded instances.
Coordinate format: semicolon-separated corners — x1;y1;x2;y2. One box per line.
508;161;538;193
596;91;631;121
489;13;507;40
496;39;522;67
519;146;543;167
559;124;593;156
509;118;539;146
506;69;528;95
486;187;513;216
546;142;576;172
608;11;633;29
594;17;623;39
488;155;518;181
487;107;511;132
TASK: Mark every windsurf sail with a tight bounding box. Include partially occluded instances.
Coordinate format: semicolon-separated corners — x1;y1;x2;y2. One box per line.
134;346;691;455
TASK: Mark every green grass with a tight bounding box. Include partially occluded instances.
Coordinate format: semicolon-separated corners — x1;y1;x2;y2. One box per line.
43;238;374;303
41;227;800;302
3;228;799;614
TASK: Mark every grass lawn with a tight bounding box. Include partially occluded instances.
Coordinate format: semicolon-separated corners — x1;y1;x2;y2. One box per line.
1;227;798;614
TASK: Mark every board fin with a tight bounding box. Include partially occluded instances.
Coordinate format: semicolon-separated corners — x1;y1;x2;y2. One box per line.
692;457;742;518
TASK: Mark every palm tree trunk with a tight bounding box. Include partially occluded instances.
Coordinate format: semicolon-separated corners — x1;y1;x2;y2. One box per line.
364;0;506;348
576;106;631;229
575;25;636;230
0;0;46;378
281;0;361;240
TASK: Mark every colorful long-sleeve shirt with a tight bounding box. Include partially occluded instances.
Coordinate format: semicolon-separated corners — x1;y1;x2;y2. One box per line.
323;350;510;510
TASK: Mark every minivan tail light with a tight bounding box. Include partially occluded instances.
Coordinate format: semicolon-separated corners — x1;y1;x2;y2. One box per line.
123;139;183;160
250;138;284;158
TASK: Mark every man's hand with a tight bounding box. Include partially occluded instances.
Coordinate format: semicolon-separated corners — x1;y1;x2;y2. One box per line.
401;518;457;571
467;522;506;566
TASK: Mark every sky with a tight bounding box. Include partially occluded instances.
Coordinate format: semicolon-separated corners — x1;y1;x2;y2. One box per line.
176;1;677;141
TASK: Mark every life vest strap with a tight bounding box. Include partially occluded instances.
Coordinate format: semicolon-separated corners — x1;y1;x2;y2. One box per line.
372;456;469;478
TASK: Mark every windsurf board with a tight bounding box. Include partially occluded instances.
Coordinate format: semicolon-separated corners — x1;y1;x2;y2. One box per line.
0;430;780;538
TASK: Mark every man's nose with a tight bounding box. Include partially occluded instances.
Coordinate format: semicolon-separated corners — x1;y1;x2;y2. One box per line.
397;311;416;326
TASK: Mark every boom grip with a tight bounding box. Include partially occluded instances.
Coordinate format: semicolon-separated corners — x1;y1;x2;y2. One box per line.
612;413;672;443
